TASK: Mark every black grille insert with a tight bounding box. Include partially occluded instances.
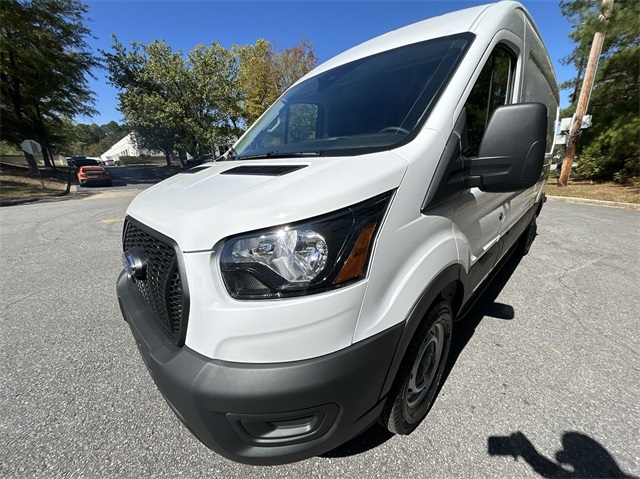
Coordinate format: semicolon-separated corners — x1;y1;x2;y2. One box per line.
123;219;187;346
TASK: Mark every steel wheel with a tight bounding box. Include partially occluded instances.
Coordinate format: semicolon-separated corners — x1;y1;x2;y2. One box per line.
406;322;445;408
381;300;452;435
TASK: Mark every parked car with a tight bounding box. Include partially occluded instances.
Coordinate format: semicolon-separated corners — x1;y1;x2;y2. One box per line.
117;1;559;465
67;155;88;167
71;158;99;169
77;165;112;187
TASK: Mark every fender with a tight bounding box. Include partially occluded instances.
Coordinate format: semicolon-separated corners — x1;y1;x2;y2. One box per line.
379;196;543;401
378;263;465;400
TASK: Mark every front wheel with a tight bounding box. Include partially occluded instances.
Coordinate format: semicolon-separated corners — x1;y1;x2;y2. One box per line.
381;300;453;435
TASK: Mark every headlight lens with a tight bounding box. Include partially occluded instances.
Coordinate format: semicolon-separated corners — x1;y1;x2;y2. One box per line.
229;228;328;283
220;192;393;299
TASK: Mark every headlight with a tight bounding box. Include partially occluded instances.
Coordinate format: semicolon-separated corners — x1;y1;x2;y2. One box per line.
220;192;393;299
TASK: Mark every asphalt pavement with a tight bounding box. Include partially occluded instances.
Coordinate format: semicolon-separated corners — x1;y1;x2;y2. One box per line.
1;184;638;478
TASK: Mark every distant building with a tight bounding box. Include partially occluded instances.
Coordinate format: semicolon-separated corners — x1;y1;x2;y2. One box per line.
100;132;236;164
100;133;161;163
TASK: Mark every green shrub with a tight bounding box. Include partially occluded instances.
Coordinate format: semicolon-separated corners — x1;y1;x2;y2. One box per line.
613;157;640;185
571;153;638;185
117;155;142;165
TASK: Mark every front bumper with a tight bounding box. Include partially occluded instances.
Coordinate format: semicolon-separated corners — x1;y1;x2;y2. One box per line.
116;271;403;465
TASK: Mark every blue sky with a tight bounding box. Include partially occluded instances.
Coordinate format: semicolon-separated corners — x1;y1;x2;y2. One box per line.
80;0;575;125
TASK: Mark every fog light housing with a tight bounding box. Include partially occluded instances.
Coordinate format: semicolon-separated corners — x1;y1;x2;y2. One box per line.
226;403;340;446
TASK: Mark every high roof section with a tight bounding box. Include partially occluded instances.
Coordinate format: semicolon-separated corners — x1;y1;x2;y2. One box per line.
304;2;531;79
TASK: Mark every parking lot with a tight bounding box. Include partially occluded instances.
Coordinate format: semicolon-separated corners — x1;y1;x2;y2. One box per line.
0;189;638;478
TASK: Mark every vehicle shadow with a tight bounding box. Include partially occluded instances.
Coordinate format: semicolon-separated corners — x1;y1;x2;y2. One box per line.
487;431;638;478
320;423;394;458
441;249;523;387
322;250;525;459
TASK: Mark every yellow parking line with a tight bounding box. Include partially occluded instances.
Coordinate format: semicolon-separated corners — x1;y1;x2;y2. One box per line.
99;218;125;224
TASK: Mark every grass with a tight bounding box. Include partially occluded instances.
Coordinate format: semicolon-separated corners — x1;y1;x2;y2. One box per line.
0;164;69;201
545;179;640;204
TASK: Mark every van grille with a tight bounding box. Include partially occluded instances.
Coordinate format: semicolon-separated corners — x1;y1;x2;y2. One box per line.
123;219;187;346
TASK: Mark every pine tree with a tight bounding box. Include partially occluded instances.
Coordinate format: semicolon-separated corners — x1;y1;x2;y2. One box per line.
560;0;639;182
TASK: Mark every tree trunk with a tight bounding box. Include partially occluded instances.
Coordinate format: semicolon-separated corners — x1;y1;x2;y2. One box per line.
177;150;187;167
34;102;55;170
42;147;55;169
164;151;171;167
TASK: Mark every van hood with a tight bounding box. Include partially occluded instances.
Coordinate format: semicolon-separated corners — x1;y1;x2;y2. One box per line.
126;152;409;252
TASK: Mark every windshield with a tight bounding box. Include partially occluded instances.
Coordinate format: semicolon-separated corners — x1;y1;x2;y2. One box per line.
232;33;472;160
75;159;99;167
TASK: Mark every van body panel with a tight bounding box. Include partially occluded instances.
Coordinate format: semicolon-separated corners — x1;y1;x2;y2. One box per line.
182;251;369;362
118;269;404;465
126;152;409;252
353;130;459;342
117;1;559;464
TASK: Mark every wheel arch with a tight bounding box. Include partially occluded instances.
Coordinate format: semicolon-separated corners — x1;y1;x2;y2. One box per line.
378;263;466;400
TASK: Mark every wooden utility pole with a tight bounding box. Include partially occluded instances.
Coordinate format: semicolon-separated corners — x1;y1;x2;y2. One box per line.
558;0;614;186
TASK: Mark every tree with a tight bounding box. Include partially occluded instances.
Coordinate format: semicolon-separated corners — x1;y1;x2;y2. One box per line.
275;37;318;94
66;120;127;156
103;36;317;165
103;38;240;165
235;37;317;127
181;42;242;158
103;38;183;166
234;39;277;126
0;0;99;168
559;0;639;182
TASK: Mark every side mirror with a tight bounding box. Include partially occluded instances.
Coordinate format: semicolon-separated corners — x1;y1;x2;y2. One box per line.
466;103;547;193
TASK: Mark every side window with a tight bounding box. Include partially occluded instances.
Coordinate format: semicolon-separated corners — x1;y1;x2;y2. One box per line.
255;108;287;149
523;55;559;154
464;47;515;157
288;104;318;144
254;103;318;149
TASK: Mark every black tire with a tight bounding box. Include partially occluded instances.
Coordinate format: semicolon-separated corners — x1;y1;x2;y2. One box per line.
381;300;453;435
519;215;538;256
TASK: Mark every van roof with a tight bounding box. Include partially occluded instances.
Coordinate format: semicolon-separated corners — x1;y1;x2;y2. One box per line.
305;2;534;79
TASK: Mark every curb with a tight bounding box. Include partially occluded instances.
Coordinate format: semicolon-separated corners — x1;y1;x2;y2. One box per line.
547;195;640;211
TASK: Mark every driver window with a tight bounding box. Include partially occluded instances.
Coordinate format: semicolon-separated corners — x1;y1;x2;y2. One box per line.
255;109;287;149
254;103;319;149
288;104;318;143
465;46;515;157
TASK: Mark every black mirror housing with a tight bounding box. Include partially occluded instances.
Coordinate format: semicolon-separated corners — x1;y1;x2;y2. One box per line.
467;103;547;193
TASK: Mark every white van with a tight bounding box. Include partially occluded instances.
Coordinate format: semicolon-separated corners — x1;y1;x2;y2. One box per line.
117;1;558;465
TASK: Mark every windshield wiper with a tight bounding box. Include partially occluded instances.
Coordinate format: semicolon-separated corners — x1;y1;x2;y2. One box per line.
234;151;321;161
